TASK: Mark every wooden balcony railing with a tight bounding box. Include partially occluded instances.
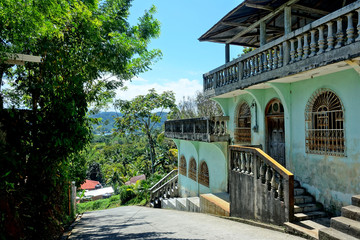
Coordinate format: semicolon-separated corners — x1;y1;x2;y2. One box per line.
229;145;294;224
204;1;360;97
164;116;230;142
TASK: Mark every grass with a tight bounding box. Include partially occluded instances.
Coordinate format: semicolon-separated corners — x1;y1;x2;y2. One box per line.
76;194;147;214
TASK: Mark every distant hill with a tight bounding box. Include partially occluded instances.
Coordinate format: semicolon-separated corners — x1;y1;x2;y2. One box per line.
90;112;168;135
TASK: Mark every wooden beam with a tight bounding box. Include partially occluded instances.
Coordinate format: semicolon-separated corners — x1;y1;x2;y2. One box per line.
4;53;41;65
345;60;360;75
226;0;300;44
292;4;329;16
245;3;274;11
222;21;284;32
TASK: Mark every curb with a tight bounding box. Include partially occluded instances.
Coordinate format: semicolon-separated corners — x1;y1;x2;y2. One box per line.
61;214;83;240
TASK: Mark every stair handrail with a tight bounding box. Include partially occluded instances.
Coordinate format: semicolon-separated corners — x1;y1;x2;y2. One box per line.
149;169;178;192
152;174;178;194
229;145;294;222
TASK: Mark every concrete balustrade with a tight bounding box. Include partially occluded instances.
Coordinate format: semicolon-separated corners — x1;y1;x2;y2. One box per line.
203;2;360;98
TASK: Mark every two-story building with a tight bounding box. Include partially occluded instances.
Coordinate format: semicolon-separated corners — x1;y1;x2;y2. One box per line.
156;1;360;239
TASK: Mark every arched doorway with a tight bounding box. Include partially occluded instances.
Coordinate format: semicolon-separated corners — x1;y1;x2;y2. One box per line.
265;99;285;167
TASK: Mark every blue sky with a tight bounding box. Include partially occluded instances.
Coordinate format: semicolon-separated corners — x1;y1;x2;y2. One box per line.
115;0;244;104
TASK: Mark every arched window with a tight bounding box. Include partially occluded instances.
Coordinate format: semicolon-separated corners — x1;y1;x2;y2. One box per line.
235;102;251;144
179;156;187;176
198;161;209;187
305;89;345;156
188;158;197;181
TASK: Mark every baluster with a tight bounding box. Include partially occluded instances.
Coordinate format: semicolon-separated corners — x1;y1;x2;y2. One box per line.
268;49;273;70
346;13;355;44
317;26;325;54
356;9;360;41
309;30;317;57
234;152;239;171
249;154;253;175
335;17;344;48
243;60;248;78
273;47;278;69
245;153;250;174
290;39;296;63
258;54;263;73
263;52;268;71
326;21;334;51
260;162;266;184
250;58;255;76
265;166;272;191
271;170;277;196
303;33;309;59
246;60;250;78
240;152;245;173
278;177;284;201
254;56;259;75
278;45;283;68
297;36;303;61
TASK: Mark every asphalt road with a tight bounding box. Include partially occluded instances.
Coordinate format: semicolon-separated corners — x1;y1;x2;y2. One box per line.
69;206;304;240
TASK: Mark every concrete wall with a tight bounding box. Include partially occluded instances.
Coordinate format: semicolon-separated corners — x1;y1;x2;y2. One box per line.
177;140;228;197
214;68;360;215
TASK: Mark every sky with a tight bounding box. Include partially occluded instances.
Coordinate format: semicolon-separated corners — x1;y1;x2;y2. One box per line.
114;0;244;106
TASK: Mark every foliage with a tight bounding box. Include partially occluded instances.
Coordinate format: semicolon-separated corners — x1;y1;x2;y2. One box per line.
0;0;161;239
169;91;223;119
114;89;177;173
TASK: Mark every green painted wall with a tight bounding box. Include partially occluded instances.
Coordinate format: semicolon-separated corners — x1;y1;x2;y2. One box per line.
212;69;360;214
177;140;228;197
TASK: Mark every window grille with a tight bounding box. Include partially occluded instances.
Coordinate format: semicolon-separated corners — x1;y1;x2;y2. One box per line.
305;89;345;156
179;156;187;176
235;102;251;143
188;158;197;181
198;161;209;187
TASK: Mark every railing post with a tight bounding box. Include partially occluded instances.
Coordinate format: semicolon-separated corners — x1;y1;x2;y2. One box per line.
238;61;244;81
317;25;325;54
335;17;344;48
346;13;355;44
309;30;317;57
326;21;334;51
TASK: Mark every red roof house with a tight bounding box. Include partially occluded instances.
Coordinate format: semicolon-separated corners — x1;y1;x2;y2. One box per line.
80;180;102;190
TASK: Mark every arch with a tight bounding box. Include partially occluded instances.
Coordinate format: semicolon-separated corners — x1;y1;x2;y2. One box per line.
305;88;345;156
265;98;286;167
198;161;209;187
188;158;197;182
234;101;251;144
179;155;187;176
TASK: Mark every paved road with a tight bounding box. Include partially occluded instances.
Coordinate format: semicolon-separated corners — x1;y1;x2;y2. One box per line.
69;206;304;240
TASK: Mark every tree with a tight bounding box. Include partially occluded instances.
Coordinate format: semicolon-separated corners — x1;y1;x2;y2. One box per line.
0;1;161;238
115;89;177;174
169;90;223;119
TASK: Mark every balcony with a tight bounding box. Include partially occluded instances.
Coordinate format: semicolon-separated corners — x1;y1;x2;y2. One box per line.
164;116;230;142
203;1;360;98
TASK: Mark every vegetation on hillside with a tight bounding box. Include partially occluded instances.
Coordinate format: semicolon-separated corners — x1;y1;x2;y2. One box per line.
0;0;161;239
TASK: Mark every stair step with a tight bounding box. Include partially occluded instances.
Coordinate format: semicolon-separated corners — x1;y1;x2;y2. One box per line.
295;195;314;204
319;227;359;240
285;218;330;240
352;195;360;207
294;188;305;196
341;205;360;221
294;203;322;213
295;211;327;221
186;197;200;212
331;216;360;239
176;198;187;211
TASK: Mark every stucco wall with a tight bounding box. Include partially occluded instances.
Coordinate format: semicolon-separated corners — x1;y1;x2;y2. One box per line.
177;140;228;197
213;68;360;215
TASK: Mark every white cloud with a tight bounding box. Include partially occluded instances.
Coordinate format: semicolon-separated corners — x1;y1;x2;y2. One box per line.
115;77;203;104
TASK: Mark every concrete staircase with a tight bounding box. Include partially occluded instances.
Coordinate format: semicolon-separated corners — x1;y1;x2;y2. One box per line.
318;195;360;240
161;197;200;213
160;193;230;217
285;180;330;239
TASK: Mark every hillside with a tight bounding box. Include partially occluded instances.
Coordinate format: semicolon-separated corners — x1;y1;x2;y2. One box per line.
90;112;168;134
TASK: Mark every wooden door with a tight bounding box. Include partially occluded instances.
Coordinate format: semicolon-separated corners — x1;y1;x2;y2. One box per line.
266;99;285;167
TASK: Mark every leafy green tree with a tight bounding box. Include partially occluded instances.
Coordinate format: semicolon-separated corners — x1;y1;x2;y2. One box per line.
115;89;177;174
169;90;223;119
0;0;161;238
